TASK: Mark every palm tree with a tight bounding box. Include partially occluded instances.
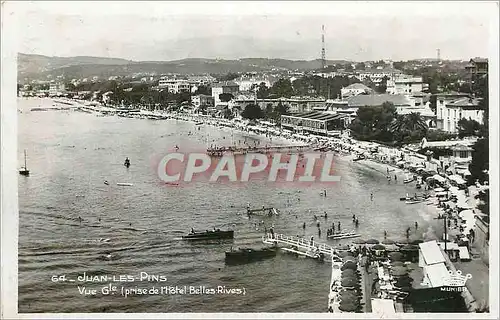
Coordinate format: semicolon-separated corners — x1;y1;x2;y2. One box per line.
390;112;428;143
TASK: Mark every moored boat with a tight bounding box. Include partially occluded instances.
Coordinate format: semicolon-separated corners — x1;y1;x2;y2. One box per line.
19;149;30;176
225;247;277;264
182;229;234;240
327;232;361;240
405;199;423;204
353;154;366;162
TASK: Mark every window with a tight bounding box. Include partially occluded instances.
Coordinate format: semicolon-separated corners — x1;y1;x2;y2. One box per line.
459;151;468;158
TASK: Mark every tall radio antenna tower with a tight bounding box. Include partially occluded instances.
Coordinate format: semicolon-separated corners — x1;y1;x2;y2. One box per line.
321;25;326;69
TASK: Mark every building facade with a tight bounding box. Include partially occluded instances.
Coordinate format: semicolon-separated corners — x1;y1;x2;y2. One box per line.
211;81;240;106
436;97;484;133
386;75;424;94
158;78;192;93
281;111;348;135
340;83;372;99
49;83;65;97
191;94;215;111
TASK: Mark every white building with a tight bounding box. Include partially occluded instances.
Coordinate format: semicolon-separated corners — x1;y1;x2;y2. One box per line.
340;83;372;99
49;83;65;97
191;94;214;111
436;96;484;133
386;75;424;94
188;75;216;86
355;68;402;84
211;81;240;106
158;78;192;93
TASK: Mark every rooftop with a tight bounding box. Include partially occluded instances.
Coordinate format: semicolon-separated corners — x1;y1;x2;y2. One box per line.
283;111;347;122
418;240;446;266
470;57;488;64
347;94;412;107
343;83;371;91
212;81;239;88
446;97;481;108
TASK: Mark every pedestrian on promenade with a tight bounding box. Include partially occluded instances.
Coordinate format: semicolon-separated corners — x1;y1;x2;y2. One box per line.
355;219;359;228
415;221;418;229
310;236;314;246
303;222;306;230
337;221;341;231
370;193;373;201
324;212;328;219
384;230;387;239
318;228;321;237
395;175;397;182
317;221;320;228
352;214;356;221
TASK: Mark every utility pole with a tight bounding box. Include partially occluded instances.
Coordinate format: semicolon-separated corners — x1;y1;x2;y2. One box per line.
434;214;448;252
321;25;326;69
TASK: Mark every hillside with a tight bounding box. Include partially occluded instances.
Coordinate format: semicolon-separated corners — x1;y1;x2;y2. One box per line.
18;53;132;78
18;53;352;81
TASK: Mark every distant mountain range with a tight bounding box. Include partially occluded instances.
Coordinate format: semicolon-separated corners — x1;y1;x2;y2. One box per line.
18;53;352;81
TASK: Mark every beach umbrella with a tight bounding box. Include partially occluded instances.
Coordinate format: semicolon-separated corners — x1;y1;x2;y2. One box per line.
371;244;386;251
389;252;403;261
339;300;360;312
342;256;356;263
401;244;419;251
341;277;359;287
391;266;408;277
341;261;358;271
395;276;413;287
339;293;360;304
391;261;405;267
340;290;360;301
353;239;366;244
342;271;359;281
382;239;396;245
339;251;354;258
366;239;380;244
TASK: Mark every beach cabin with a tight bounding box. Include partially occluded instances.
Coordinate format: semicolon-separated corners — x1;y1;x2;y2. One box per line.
418;241;450;287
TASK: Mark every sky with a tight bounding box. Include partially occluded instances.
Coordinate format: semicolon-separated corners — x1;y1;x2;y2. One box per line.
9;1;499;62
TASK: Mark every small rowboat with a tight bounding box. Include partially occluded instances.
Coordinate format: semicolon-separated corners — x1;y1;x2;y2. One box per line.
117;182;133;186
327;232;361;240
405;199;423;204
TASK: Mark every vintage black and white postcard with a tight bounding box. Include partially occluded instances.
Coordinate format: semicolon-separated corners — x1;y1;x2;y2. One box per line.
1;1;498;319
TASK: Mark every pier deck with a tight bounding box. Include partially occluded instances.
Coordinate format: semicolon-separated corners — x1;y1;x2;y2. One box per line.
207;144;310;156
262;233;337;257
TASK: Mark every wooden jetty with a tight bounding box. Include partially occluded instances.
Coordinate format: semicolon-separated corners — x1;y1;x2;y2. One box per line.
247;207;279;216
207;144;310;157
